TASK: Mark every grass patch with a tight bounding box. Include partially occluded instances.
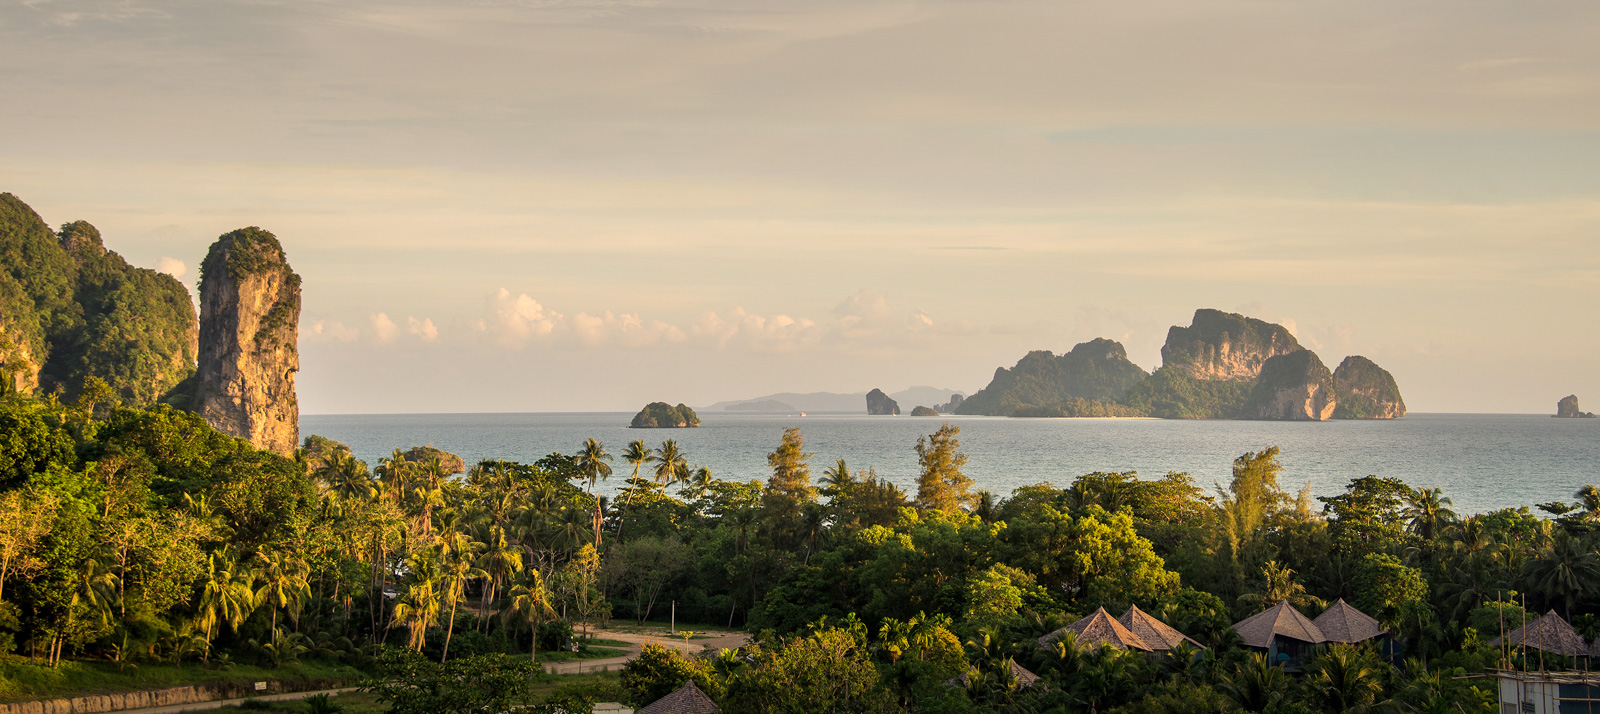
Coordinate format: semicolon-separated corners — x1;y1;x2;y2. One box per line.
216;691;387;712
0;657;364;702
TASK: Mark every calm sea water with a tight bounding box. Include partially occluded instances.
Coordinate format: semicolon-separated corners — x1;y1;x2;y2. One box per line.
300;413;1598;515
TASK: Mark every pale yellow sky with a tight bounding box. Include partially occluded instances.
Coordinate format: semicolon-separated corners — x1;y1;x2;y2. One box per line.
3;0;1597;413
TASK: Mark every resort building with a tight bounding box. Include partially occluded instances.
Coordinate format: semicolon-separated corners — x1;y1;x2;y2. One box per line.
1232;601;1326;670
636;680;720;714
1039;607;1153;651
1119;604;1206;652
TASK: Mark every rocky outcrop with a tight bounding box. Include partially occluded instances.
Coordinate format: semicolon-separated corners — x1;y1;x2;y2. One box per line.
1246;351;1336;420
957;338;1150;416
937;394;965;413
631;402;701;428
1332;356;1406;419
910;405;939;416
195;227;300;455
1557;395;1597;418
1161;309;1301;381
866;388;900;415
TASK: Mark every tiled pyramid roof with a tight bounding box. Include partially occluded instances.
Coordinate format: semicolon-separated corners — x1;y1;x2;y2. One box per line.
1232;601;1325;649
1119;604;1206;651
1039;607;1153;651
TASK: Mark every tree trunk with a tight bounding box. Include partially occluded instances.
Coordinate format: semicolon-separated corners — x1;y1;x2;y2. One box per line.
441;598;459;662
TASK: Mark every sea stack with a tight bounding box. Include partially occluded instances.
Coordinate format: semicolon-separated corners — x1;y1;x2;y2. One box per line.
866;388;900;415
195;227;301;455
1556;395;1597;418
1246;350;1336;421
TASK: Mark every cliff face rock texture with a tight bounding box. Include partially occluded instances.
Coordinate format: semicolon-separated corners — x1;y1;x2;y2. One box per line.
195;227;300;455
1332;356;1406;419
957;338;1150;416
1161;309;1302;382
1246;350;1337;421
1557;395;1596;418
866;388;900;415
938;394;965;413
0;193;197;404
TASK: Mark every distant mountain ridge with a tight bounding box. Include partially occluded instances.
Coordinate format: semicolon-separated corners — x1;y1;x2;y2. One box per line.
706;386;966;413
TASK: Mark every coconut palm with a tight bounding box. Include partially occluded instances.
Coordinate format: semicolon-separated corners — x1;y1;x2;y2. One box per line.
195;551;256;657
907;611;953;661
1237;560;1320;612
253;551;310;634
438;539;487;662
319;452;375;503
391;549;443;652
501;569;557;662
1306;644;1387;713
1522;531;1600;616
476;526;523;631
821;459;852;495
575;438;612;548
649;440;691;488
1405;487;1457;541
1218;653;1290;713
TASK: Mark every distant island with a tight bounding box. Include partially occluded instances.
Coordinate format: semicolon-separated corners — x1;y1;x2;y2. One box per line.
866;388;900;415
630;402;701;428
1557;395;1597;418
957;308;1406;421
707;386;965;414
910;405;939;416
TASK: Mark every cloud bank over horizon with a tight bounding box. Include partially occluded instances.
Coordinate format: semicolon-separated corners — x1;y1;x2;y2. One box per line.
2;0;1596;413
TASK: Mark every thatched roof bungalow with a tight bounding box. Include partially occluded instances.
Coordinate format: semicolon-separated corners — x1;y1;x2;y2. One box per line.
948;659;1043;689
1312;599;1388;645
1039;607;1153;651
1232;601;1325;669
637;680;720;714
1490;610;1590;657
1119;605;1206;651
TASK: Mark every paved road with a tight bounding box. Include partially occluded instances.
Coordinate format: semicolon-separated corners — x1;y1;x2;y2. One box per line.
109;687;359;714
541;628;750;675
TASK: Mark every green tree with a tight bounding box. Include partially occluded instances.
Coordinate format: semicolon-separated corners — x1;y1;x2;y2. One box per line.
501;568;557;661
574;437;612;548
914;423;973;513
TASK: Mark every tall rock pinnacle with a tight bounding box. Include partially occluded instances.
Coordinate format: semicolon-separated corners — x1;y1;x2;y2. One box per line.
195;227;301;455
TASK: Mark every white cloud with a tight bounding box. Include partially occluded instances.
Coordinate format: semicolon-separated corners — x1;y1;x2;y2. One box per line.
407;316;438;341
310;319;360;342
692;308;820;353
572;311;687;348
370;313;399;344
480;289;564;347
154;257;187;279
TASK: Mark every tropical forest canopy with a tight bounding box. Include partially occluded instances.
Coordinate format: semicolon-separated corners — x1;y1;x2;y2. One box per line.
1;387;1593;713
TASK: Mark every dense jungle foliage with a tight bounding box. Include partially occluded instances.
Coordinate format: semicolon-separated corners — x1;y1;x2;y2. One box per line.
0;194;197;406
0;389;1592;712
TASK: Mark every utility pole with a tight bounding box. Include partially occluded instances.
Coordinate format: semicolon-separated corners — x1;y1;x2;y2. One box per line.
671;601;676;635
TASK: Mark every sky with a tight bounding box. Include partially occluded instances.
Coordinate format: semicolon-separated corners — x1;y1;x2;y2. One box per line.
2;0;1597;414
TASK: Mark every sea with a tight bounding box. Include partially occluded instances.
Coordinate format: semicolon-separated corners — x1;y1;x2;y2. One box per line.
300;413;1598;516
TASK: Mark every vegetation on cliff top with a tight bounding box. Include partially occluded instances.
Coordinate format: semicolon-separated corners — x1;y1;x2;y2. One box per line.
1333;355;1408;419
0;193;196;406
957;339;1149;417
1160;308;1301;380
630;402;700;428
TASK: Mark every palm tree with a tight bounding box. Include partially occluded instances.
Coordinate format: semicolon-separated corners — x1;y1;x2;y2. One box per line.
391;549;443;652
415;456;451;536
1306;645;1386;713
1218;653;1290;713
821;459;852;495
253;551;310;635
438;539;487;662
319;452;375;503
1238;560;1320;612
1523;531;1600;616
615;439;653;540
476;526;523;632
1577;485;1600;521
1405;487;1457;541
574;438;613;549
907;611;953;661
502;569;557;661
649;440;690;488
196;551;256;657
683;466;715;502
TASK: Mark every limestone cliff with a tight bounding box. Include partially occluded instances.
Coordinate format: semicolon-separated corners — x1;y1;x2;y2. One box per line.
631;402;701;428
195;227;301;455
957;338;1150;416
1332;356;1406;419
1556;395;1596;418
866;388;900;415
1245;350;1336;421
1161;309;1302;381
